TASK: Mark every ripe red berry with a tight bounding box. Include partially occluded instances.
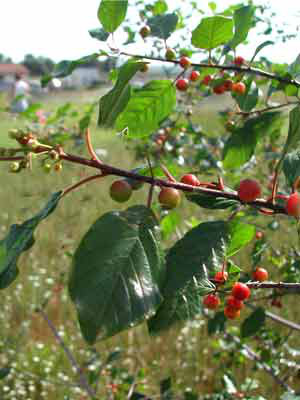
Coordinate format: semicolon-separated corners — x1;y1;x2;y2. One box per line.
256;231;263;240
180;174;200;186
213;84;226;95
231;282;251;301
285;192;300;217
214;271;228;283
238;179;261;202
139;25;151;38
158;187;181;209
203;294;220;310
165;47;176;61
224;306;241;319
234;56;245;66
253;267;268;282
223;79;233;91
179;56;191;69
202;75;212;85
232;82;246;95
226;296;244;311
176;78;189;91
110;180;132;203
189;70;200;82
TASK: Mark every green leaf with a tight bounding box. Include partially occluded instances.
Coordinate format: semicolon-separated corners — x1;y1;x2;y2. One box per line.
281;393;300;400
226;220;255;257
161;212;181;240
277;107;300;172
89;28;110;41
98;59;145;127
148;219;253;334
250;40;274;63
41;54;100;87
289;54;300;78
223;112;283;169
147;13;178;39
186;192;239;210
241;307;265;338
191;16;234;50
0;192;62;290
153;0;168;15
283;149;300;187
228;6;254;49
97;0;128;33
116;80;176;138
69;205;165;344
0;367;10;380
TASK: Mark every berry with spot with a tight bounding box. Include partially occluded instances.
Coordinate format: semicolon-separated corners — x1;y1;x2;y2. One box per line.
253;267;268;282
203;294;221;310
176;78;189;91
234;56;245;66
226;296;244;311
202;75;212;85
224;306;241;319
180;174;200;186
189;70;200;82
179;56;191;69
214;271;228;283
232;82;246;95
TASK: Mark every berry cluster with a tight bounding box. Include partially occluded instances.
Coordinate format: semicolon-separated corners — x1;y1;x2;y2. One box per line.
175;56;247;95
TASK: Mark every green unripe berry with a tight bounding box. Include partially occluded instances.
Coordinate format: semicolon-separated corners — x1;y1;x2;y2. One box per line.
43;163;52;173
165;47;176;61
110;180;133;203
10;162;20;173
158;187;181;209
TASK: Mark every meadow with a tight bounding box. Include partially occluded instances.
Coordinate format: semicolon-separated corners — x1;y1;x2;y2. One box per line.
0;87;299;400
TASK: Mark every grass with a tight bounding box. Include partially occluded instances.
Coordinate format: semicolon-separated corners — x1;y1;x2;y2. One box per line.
0;88;299;399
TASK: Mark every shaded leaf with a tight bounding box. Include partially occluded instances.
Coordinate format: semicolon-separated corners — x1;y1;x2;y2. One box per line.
283;149;300;187
148;220;253;334
277;107;300;173
0;192;62;289
98;0;128;33
41;54;100;87
241;307;265;338
116;80;176;138
0;367;11;380
186;192;239;210
192;16;234;50
228;6;254;49
69;205;165;344
89;28;110;41
207;311;226;335
98;60;145;127
147;13;178;39
223;112;283;169
289;54;300;78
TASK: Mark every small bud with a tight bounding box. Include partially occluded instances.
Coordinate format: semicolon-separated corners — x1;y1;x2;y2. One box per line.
49;150;59;161
54;163;62;172
10;162;20;173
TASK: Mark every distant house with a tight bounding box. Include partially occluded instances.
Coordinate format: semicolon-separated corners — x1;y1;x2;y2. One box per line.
0;64;29;91
61;65;102;89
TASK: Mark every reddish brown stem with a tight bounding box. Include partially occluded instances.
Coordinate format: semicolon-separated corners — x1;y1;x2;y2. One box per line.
62;173;105;198
161;163;176;182
85;128;102;163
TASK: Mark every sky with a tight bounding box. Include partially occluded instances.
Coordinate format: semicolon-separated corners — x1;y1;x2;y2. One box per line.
0;0;299;64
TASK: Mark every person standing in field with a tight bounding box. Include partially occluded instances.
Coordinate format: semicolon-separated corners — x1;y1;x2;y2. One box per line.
11;73;30;113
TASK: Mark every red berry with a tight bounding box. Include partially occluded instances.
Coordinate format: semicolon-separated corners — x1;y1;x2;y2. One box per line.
253;267;268;282
231;282;251;301
180;174;200;186
179;56;191;69
110;180;132;203
238;179;261;202
203;294;220;310
176;78;189;91
256;231;263;240
214;271;228;283
165;47;176;61
202;75;212;85
139;25;151;38
232;82;246;95
189;70;200;82
213;85;226;95
271;298;282;308
234;56;245;66
158;187;181;209
224;306;241;319
226;296;244;311
223;79;233;91
285;192;300;217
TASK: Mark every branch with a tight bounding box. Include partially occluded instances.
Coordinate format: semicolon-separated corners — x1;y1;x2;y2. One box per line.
236;101;300;116
227;333;294;393
121;51;300;88
246;282;300;291
38;308;96;398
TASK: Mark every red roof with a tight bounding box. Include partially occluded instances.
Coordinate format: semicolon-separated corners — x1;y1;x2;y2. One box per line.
0;64;29;76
